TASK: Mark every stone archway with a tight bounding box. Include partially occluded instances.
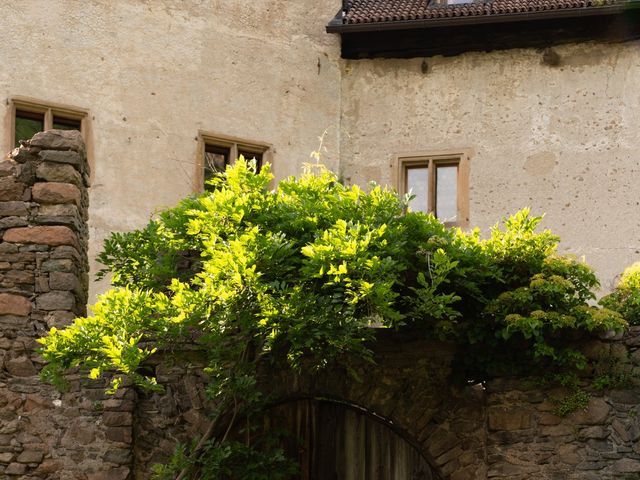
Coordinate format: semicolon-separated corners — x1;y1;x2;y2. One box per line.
258;331;488;479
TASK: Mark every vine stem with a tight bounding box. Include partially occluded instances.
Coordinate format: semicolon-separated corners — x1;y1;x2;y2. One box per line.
175;416;219;480
175;338;256;480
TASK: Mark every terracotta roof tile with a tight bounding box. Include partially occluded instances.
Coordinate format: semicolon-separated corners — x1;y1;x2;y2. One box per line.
342;0;623;24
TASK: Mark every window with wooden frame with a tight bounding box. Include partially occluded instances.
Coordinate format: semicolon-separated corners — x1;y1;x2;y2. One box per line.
9;98;88;149
394;150;470;227
197;132;271;191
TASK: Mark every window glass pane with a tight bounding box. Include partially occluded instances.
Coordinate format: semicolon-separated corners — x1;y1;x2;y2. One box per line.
436;165;458;223
15;110;45;147
52;116;82;131
238;150;263;171
406;167;429;213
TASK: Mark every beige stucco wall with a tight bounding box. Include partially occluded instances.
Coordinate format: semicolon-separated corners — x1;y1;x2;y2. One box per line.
0;0;342;299
339;41;640;292
1;0;638;297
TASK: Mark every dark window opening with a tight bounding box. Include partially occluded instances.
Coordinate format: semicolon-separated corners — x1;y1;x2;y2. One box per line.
15;110;45;147
238;150;263;171
52;116;82;131
204;144;231;189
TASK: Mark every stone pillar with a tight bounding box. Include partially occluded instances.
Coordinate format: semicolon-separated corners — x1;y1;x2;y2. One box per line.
0;131;132;479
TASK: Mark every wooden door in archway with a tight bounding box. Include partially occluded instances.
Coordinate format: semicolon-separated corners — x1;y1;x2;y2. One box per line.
269;399;438;480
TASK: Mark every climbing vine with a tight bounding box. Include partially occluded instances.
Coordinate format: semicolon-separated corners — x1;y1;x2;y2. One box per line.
38;160;629;478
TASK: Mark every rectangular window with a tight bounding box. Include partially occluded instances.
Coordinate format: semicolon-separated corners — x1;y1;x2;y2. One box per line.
395;151;470;227
10;98;88;148
198;132;271;192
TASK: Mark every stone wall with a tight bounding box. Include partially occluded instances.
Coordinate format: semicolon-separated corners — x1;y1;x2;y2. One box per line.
482;330;640;480
0;131;133;479
134;329;640;480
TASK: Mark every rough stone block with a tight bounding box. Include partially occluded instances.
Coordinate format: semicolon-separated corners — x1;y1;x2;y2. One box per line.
3;270;35;285
61;422;96;446
569;398;611;425
37;150;83;166
614;458;640;473
105;426;133;444
539;424;574;436
0;177;26;201
587;439;614;452
36;162;82;186
102;411;133;427
608;389;640;404
32;182;81;206
487;463;540;477
5;462;27;475
0;201;29;217
557;444;582;465
37;203;80;219
488;407;532;431
35;275;50;293
87;467;130;480
34;214;82;231
0;452;13;463
579;426;608;439
0;216;28;229
4;226;78;247
42;259;75;272
612;417;631;442
16;450;44;463
427;430;460;458
45;310;76;328
35;459;61;475
49;271;79;291
0;243;19;253
0;160;18;177
51;245;81;260
10;147;39;165
0;293;31;316
30;130;84;153
538;412;562;425
36;291;75;311
5;356;37;377
102;450;132;466
15;158;36;185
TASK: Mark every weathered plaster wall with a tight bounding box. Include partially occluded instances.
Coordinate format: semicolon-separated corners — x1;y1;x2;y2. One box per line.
2;2;638;296
0;0;342;299
339;41;640;291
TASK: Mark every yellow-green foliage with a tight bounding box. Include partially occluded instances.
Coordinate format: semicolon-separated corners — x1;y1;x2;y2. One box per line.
37;160;630;479
601;262;640;325
39;160;628;387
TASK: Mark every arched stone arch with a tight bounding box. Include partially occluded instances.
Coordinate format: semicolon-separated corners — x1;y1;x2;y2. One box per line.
258;331;488;479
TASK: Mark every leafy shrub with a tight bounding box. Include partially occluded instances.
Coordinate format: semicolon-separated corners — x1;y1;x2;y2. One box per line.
600;262;640;325
37;159;628;478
